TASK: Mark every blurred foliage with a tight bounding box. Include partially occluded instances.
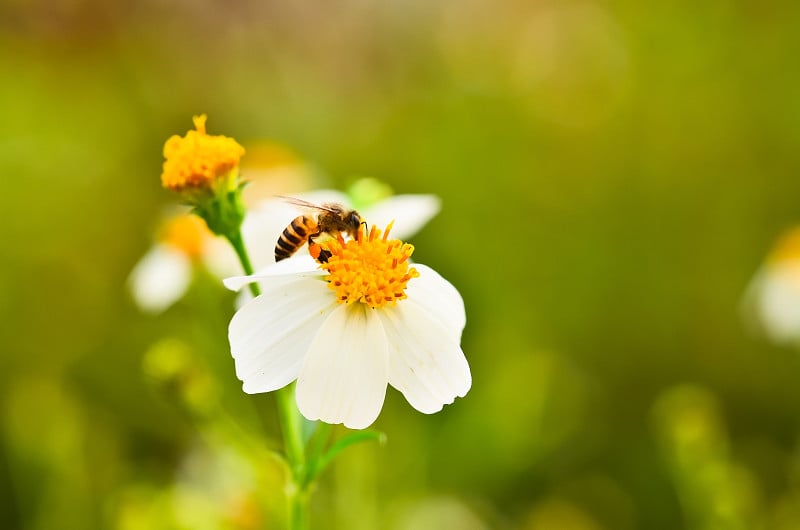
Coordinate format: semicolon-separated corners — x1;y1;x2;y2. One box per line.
3;0;800;528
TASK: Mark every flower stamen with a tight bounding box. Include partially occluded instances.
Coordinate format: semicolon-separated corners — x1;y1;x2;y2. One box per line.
319;222;419;309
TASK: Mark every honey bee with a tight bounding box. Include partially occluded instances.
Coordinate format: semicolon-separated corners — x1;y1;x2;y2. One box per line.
274;197;363;263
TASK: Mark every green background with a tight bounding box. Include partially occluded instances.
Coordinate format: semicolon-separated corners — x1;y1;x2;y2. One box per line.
3;1;800;528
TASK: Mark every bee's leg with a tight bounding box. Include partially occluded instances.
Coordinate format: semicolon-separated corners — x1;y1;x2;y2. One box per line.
309;243;332;263
307;233;332;263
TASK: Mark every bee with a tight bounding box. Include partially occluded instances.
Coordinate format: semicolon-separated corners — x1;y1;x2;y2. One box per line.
274;197;363;263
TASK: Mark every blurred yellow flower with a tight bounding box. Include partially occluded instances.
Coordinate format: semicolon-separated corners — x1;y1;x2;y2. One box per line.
159;214;210;258
161;114;245;194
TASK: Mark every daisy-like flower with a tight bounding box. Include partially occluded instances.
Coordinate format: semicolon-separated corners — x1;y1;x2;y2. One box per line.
742;227;800;345
225;223;471;429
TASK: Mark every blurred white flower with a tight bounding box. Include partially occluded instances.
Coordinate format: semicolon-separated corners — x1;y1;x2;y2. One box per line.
742;227;800;345
130;177;441;314
128;213;213;314
225;223;470;429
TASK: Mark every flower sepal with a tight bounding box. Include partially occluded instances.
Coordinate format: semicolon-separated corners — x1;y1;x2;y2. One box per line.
190;180;248;240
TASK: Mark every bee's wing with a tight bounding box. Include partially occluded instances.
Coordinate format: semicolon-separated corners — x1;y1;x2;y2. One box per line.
276;195;340;214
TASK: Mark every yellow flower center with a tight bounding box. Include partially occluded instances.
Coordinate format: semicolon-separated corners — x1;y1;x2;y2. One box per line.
161;114;245;193
158;214;210;258
320;223;419;309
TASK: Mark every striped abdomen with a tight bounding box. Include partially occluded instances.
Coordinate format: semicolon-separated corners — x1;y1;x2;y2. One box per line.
275;215;318;262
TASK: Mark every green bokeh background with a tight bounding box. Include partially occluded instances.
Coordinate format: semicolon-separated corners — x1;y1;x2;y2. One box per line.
4;1;800;529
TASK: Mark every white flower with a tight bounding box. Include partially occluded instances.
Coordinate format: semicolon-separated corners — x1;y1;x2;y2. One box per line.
225;224;471;429
128;213;212;314
742;227;800;346
129;186;441;314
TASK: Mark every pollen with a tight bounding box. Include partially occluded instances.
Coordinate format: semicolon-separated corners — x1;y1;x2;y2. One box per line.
159;214;209;258
161;114;245;192
319;222;420;309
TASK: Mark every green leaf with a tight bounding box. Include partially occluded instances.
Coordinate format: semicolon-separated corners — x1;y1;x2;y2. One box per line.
304;429;386;486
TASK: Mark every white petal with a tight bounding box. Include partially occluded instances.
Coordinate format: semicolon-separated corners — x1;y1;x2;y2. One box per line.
128;244;192;314
223;256;324;291
229;275;337;393
239;203;293;270
405;264;466;341
749;262;800;345
233;289;253;310
379;301;471;414
361;194;441;240
296;305;389;429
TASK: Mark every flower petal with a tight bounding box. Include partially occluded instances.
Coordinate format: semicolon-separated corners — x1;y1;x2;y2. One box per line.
361;194;441;240
240;203;290;270
296;304;389;429
405;264;467;341
128;244;192;314
747;262;800;345
223;256;324;291
228;275;336;393
379;301;471;414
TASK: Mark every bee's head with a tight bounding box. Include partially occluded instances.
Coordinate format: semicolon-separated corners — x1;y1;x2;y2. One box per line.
347;210;362;231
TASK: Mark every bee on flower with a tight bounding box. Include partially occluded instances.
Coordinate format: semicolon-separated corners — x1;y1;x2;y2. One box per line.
742;227;800;346
225;221;471;430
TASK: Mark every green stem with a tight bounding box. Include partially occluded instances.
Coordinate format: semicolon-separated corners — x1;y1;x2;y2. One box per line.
278;386;310;530
226;231;260;298
304;422;332;487
224;228;311;530
276;384;307;480
287;487;310;530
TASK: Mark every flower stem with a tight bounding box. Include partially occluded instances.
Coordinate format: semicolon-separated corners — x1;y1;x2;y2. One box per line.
226;231;260;298
224;228;311;530
275;383;307;480
287;486;310;530
278;385;311;530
